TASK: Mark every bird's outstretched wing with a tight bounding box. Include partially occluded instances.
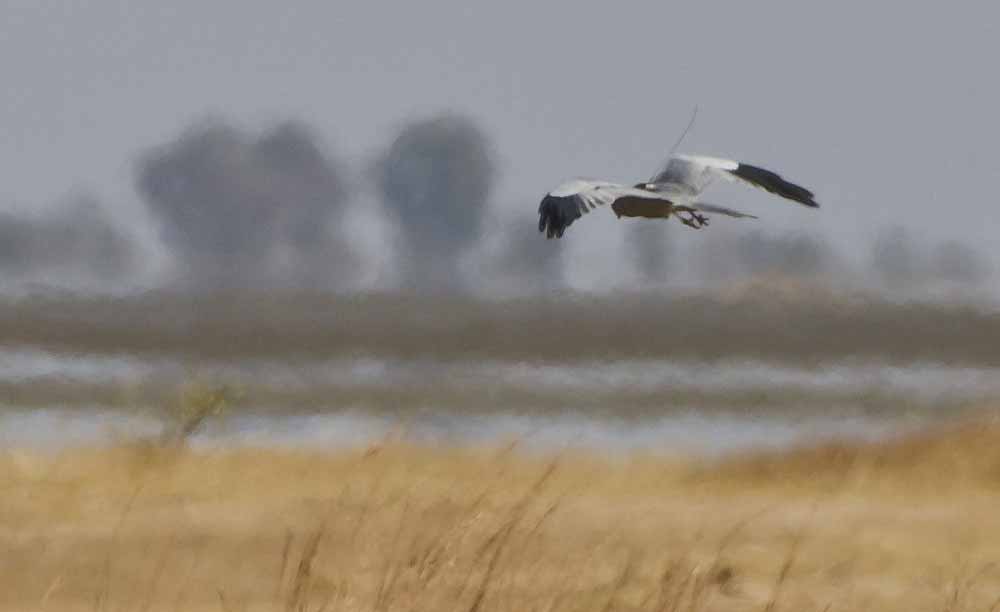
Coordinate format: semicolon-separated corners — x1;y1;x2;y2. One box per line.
649;154;819;208
538;179;673;238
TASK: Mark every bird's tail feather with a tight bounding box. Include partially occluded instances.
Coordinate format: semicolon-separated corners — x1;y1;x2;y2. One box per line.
693;202;758;219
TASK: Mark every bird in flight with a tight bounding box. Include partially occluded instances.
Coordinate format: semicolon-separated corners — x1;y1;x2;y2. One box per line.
538;154;819;239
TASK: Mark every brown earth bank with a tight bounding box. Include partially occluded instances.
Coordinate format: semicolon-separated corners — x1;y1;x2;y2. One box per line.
1;288;999;365
3;415;1000;611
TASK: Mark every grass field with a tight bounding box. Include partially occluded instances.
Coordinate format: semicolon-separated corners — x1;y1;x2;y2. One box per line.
4;416;1000;611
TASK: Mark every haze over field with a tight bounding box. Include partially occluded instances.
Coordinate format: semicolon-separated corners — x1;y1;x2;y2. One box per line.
1;2;998;296
0;112;993;296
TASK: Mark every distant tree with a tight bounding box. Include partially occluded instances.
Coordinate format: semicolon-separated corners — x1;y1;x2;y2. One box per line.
0;196;136;283
135;118;357;289
628;222;674;286
931;240;991;286
736;230;834;278
489;213;565;294
374;114;495;292
871;226;920;288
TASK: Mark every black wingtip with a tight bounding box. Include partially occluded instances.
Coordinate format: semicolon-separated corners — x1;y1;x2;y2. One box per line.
538;194;575;239
731;164;820;208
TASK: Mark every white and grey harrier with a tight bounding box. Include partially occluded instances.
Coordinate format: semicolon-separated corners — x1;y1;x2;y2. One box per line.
538;154;819;239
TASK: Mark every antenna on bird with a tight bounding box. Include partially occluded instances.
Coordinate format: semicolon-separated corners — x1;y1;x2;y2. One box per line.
647;106;699;184
667;105;699;158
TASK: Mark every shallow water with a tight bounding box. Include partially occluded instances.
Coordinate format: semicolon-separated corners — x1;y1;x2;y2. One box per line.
0;407;918;456
2;348;998;402
0;347;990;453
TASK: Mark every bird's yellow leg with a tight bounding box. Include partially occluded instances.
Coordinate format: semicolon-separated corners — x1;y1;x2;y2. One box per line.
670;205;709;229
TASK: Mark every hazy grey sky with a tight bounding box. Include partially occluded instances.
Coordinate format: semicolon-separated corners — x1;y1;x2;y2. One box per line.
3;1;999;284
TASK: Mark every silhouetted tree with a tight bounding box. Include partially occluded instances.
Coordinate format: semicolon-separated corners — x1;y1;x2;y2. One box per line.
736;230;835;278
932;240;991;286
489;213;565;293
871;226;920;288
135;118;357;289
374;114;494;292
0;196;136;283
628;222;674;286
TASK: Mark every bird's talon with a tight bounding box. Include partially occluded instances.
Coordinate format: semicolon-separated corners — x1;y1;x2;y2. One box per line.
678;211;709;229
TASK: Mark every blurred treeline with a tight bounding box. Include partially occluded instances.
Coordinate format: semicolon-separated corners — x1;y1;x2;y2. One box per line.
0;114;992;297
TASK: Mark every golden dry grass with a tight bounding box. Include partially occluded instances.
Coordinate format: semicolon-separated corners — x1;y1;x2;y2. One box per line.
3;419;1000;611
